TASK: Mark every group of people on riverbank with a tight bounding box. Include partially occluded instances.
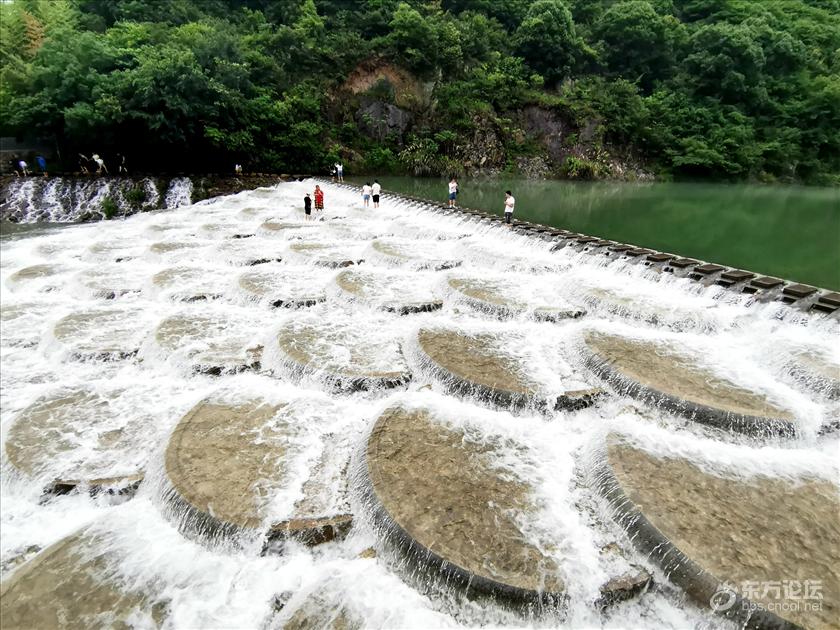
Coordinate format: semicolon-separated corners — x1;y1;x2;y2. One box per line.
7;152;129;177
9;156;48;177
78;153;127;175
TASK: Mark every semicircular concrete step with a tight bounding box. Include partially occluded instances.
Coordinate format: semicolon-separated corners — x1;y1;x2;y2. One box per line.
162;397;291;541
5;387;147;492
271;317;410;392
52;307;145;361
370;238;461;271
577;285;712;331
447;276;583;321
287;242;363;269
334;268;442;315
787;349;840;401
6;264;69;291
152;313;262;375
237;267;327;308
592;435;840;630
151;266;234;302
75;265;145;299
0;530;169;628
583;332;796;436
362;403;565;604
412;327;600;411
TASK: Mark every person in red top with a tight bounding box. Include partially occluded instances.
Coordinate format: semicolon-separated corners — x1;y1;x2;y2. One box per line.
314;185;324;211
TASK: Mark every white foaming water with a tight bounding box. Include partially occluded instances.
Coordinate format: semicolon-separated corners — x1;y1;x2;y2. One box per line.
1;179;837;628
2;177;196;222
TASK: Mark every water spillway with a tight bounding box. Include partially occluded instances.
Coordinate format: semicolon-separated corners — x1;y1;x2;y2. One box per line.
1;179;838;628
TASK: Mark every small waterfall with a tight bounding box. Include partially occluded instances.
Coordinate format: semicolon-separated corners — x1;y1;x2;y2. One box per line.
164;178;193;209
1;176;195;223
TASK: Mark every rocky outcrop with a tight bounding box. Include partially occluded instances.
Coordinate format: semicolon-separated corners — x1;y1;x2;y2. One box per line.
521;106;573;164
342;58;432;110
457;115;506;175
355;100;413;145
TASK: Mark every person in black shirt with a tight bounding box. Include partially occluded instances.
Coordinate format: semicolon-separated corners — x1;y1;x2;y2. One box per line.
304;193;312;220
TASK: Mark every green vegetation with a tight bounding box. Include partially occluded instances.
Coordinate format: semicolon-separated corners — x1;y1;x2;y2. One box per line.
1;0;838;182
100;195;118;219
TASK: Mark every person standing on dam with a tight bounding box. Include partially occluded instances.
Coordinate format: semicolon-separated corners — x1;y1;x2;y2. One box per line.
372;180;381;208
504;190;515;226
362;182;372;207
448;177;458;207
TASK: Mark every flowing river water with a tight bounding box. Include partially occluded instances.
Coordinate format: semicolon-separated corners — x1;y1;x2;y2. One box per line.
0;180;838;629
349;177;840;291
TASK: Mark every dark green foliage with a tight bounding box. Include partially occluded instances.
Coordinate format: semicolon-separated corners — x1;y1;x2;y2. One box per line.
514;0;583;85
125;185;146;207
0;0;836;182
100;196;118;219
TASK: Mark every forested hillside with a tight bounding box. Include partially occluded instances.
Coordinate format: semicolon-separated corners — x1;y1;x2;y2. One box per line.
1;0;838;183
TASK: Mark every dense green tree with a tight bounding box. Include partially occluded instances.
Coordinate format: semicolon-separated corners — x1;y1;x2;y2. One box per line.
594;1;682;91
514;0;582;85
0;0;836;182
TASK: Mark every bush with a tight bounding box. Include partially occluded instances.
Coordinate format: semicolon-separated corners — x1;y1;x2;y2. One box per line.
562;155;607;179
101;196;119;219
363;147;400;173
125;185;146;206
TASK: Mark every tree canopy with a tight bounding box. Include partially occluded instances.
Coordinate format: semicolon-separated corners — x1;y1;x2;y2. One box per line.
0;0;837;182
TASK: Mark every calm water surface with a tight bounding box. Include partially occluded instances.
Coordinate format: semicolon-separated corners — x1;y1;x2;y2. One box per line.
350;177;840;290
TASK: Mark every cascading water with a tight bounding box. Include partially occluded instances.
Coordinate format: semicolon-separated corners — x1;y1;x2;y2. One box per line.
163;177;193;209
0;176;193;222
0;180;837;629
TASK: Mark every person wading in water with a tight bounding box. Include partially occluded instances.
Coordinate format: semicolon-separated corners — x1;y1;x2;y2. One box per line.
314;185;325;213
304;193;312;220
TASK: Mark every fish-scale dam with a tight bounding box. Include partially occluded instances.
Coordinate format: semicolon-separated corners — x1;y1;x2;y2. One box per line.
0;179;838;629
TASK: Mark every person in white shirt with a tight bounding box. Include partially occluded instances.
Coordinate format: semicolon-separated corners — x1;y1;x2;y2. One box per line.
371;180;381;208
336;162;344;182
504;190;515;226
448;178;458;207
362;182;372;207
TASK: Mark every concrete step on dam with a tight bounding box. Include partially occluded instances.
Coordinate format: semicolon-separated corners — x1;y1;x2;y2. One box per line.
1;179;837;629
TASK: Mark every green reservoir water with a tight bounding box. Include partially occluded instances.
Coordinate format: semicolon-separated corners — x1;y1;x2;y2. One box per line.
349;177;840;290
